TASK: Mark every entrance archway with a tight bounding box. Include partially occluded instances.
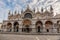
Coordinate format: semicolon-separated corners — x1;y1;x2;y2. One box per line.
45;21;53;32
22;19;31;32
35;21;43;32
14;22;19;32
7;23;12;32
57;21;60;33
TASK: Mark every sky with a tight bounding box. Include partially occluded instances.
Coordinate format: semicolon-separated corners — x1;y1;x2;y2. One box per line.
0;0;60;22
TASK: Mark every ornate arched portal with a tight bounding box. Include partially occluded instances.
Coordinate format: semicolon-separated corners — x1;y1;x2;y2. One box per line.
7;23;12;32
14;22;19;32
45;21;53;32
35;21;43;32
22;19;32;32
57;21;60;33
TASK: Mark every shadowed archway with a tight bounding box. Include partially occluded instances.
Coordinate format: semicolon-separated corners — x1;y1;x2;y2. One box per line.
14;22;19;32
35;21;43;33
57;21;60;33
45;21;53;32
7;23;12;32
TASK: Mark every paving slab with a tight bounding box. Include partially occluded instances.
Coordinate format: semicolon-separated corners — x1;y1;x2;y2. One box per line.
0;34;60;40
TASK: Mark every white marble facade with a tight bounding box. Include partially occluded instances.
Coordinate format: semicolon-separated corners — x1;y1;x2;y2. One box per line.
2;5;60;33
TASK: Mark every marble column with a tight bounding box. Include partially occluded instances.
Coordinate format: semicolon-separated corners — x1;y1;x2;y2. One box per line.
12;22;14;32
31;24;36;33
4;24;7;32
43;24;46;33
53;23;57;33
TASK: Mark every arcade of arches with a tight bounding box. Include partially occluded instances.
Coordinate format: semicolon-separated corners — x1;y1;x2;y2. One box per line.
6;20;60;33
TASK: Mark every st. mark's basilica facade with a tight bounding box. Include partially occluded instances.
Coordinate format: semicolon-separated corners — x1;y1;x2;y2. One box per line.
2;5;60;33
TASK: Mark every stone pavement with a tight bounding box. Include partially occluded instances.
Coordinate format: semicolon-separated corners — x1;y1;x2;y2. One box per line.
0;34;60;40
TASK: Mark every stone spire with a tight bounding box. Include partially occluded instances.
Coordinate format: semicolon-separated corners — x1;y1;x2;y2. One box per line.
8;10;11;15
15;10;17;14
25;4;31;11
27;4;29;9
33;7;35;12
50;5;53;16
8;10;11;16
50;5;53;12
41;7;43;13
21;9;23;13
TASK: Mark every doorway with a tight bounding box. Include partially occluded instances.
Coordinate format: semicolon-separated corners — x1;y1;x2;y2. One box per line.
14;22;19;32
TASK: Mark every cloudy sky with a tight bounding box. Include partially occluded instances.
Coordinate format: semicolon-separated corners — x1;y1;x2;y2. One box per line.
0;0;60;22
